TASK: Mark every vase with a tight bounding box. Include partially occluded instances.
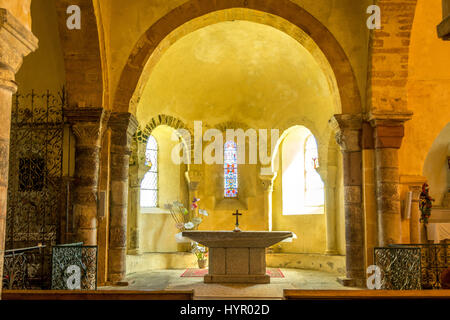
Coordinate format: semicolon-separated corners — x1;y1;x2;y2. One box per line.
197;259;207;269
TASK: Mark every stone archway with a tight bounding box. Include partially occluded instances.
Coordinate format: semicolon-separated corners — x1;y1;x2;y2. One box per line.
112;0;361;116
110;0;367;286
128;114;194;255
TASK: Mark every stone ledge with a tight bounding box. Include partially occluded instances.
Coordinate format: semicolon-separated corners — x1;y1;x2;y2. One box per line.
126;252;346;275
266;253;346;275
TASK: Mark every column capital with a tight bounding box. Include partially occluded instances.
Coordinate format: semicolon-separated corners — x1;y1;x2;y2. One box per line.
0;8;38;92
185;166;203;191
400;175;427;192
367;110;413;149
329;114;362;152
109;112;138;133
109;113;138;154
65;107;110;147
259;170;277;192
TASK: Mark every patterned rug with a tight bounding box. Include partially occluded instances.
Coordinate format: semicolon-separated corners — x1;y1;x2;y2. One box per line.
180;268;285;278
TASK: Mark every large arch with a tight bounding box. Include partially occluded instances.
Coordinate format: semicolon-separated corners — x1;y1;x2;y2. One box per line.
112;0;361;116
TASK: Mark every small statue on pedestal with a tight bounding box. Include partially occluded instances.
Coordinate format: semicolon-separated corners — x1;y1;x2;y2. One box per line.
419;183;434;225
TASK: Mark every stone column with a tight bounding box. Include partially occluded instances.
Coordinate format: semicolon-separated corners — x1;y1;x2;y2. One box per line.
66;108;109;245
259;169;277;231
400;175;427;244
369;112;411;246
0;9;38;299
330;114;365;287
108;112;138;284
127;139;150;255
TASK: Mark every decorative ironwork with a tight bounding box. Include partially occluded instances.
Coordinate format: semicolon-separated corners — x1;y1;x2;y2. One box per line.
390;243;449;289
374;246;422;290
2;245;48;289
5;89;66;288
51;243;98;290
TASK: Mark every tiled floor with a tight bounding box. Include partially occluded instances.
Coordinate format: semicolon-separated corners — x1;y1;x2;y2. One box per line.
100;268;357;299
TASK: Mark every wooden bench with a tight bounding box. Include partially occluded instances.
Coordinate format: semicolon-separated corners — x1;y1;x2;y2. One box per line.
284;289;450;300
2;289;194;300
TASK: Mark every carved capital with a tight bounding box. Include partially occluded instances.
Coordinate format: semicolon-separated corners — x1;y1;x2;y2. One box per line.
0;8;38;92
400;175;428;200
259;169;277;192
66;108;110;147
329;114;362;152
109;112;139;151
368;111;412;149
185;167;203;191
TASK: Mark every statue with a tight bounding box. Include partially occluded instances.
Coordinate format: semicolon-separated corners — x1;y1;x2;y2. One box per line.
419;183;434;225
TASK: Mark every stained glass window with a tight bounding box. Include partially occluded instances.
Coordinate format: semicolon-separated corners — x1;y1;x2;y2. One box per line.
140;135;158;207
304;135;324;207
224;141;238;198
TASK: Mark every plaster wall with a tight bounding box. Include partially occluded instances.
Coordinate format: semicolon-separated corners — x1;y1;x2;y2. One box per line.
15;0;65;93
140;125;184;252
400;0;450;202
272;137;327;254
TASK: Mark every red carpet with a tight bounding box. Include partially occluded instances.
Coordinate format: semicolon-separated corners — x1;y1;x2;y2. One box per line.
180;268;285;278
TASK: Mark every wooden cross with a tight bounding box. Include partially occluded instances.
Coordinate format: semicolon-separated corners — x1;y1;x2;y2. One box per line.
233;210;242;232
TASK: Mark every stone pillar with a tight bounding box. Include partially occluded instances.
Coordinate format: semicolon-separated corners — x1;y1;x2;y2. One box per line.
400;175;427;244
438;0;450;40
108;112;138;284
0;9;38;299
259;169;277;231
66;108;109;245
330;114;366;287
127;139;150;255
369;113;411;246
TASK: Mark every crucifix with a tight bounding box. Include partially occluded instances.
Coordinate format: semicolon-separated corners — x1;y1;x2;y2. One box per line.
232;210;242;232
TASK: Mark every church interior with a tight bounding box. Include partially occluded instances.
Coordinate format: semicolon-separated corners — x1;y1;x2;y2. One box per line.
0;0;450;301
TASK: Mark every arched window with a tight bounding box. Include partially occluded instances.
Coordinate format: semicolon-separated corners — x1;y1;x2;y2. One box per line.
304;135;324;207
282;127;324;215
224;141;238;198
140;135;158;207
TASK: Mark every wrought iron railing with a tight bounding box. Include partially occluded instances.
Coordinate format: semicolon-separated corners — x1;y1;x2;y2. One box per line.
389;243;449;289
374;246;422;290
51;243;98;290
2;244;49;289
3;242;98;290
374;243;449;290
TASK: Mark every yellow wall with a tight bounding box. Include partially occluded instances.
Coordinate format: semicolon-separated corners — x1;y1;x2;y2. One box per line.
0;0;32;29
400;0;450;199
422;124;450;205
15;0;65;93
272;135;327;254
140;125;186;252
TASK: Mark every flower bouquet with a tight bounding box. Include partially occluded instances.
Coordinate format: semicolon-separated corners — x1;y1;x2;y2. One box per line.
165;198;209;253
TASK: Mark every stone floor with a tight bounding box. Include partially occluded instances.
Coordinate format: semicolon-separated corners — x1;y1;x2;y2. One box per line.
100;268;357;299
